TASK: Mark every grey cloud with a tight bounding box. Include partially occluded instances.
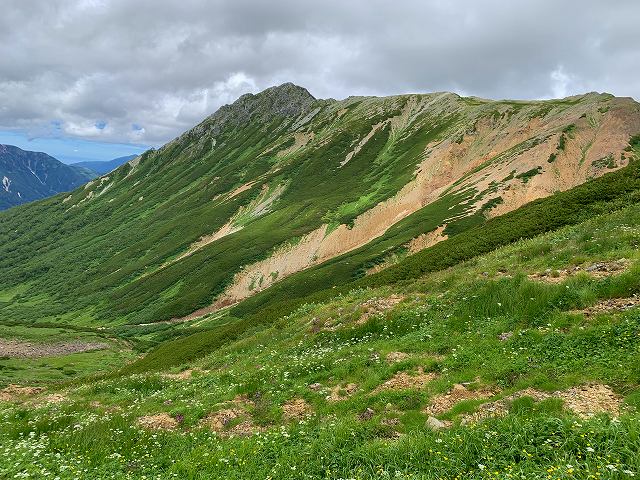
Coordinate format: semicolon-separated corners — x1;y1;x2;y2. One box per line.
0;0;638;145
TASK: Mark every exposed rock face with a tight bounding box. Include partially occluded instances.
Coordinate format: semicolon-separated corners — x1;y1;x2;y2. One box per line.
182;83;316;141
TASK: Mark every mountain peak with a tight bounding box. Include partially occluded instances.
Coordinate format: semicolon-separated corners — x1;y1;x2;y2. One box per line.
228;82;315;119
187;83;316;140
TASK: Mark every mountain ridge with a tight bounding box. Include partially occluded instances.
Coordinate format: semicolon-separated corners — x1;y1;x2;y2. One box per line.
0;84;639;328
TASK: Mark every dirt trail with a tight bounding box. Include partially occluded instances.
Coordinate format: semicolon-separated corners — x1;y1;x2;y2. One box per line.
573;296;640;317
528;259;630;283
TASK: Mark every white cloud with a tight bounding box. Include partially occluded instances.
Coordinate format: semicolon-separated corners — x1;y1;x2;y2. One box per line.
0;0;638;146
550;66;571;99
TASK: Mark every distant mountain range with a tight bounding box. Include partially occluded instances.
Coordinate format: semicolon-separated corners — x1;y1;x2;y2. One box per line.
0;144;97;210
0;147;140;210
72;154;138;175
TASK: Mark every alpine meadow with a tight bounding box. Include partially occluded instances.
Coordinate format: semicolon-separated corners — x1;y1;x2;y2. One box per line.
2;1;640;479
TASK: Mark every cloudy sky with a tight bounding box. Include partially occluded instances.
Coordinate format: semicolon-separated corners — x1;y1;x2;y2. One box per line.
1;0;639;162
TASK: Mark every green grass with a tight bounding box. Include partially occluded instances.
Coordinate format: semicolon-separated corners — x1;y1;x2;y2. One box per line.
0;348;135;385
0;284;30;303
2;199;640;478
515;166;542;183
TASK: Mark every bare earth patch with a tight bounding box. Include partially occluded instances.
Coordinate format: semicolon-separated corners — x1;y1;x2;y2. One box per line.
326;383;358;402
137;413;179;431
528;259;630;283
386;351;410;363
357;295;405;325
282;398;313;421
425;383;500;416
161;369;200;380
227;181;256;199
0;339;109;358
35;393;68;405
572;296;640;317
372;368;437;394
557;384;623;417
0;384;45;402
462;384;622;424
407;225;448;254
201;408;263;437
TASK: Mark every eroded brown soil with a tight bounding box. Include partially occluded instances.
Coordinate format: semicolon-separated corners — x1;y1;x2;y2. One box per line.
0;384;45;402
326;383;358;402
137;413;179;431
425;383;500;416
282;398;313;420
461;384;623;424
372;368;437;394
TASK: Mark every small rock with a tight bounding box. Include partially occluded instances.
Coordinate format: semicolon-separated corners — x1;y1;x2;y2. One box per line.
426;416;447;430
498;332;513;341
308;383;322;392
586;262;604;272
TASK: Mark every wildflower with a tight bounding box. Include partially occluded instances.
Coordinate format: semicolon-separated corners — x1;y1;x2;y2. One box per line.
478;464;486;470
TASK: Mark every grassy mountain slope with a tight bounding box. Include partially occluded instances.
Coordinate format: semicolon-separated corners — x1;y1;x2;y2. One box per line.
0;144;96;210
0;120;639;478
0;85;639;331
2;183;640;478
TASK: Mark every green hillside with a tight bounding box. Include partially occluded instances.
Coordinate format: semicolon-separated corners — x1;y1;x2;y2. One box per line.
1;85;640;479
2;174;640;478
1;85;638;331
